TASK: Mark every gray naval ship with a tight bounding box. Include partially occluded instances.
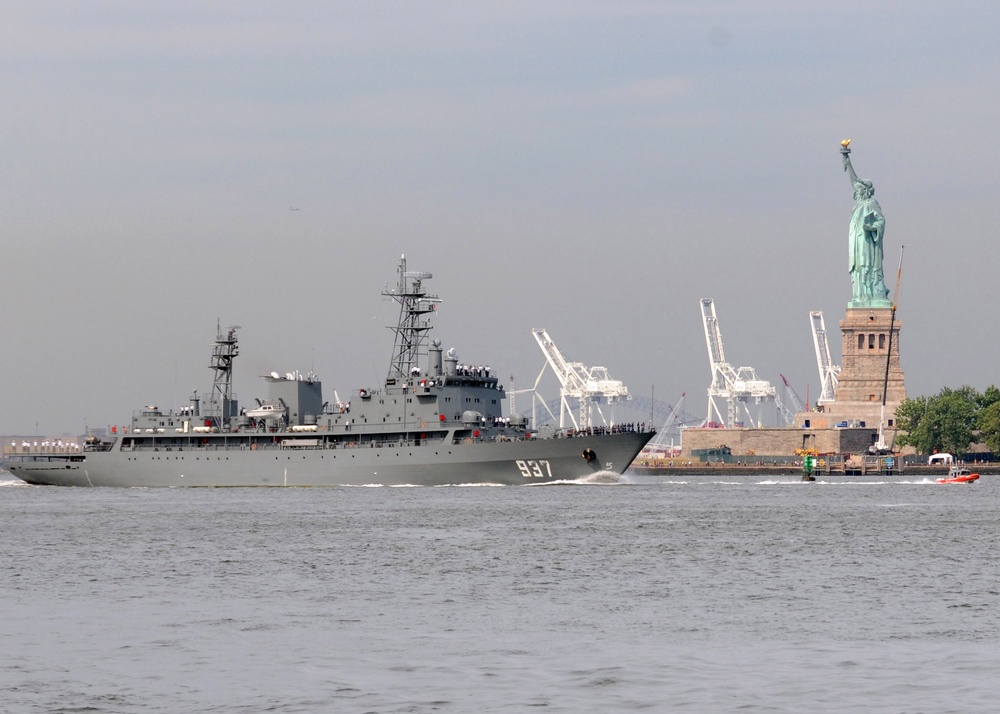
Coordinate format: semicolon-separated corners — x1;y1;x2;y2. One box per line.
9;257;652;487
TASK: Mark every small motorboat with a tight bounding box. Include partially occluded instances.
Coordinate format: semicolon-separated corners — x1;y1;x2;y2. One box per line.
936;467;979;484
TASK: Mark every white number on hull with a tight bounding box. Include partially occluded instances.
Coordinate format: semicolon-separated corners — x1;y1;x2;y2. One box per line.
515;459;553;478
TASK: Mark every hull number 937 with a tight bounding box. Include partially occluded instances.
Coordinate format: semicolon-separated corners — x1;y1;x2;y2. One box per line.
515;459;553;479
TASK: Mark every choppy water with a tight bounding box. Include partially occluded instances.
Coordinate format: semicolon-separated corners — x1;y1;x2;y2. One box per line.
2;471;999;713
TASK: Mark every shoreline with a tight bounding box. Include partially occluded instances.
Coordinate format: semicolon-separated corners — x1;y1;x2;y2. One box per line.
627;464;1000;477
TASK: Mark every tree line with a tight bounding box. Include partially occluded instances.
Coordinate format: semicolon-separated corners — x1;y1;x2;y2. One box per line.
894;386;1000;457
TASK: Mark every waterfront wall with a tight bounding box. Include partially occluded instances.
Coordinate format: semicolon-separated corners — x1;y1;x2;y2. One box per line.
679;426;883;458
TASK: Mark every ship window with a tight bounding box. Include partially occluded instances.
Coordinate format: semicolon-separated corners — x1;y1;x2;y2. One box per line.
879;334;885;349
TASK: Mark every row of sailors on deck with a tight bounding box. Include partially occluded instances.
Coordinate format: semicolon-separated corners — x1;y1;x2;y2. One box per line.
409;365;492;378
458;364;490;377
9;440;82;451
581;423;647;435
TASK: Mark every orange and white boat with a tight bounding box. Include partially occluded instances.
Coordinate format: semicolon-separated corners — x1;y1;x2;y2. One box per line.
936;467;979;484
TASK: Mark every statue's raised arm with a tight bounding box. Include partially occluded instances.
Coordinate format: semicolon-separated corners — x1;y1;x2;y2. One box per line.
841;138;861;187
843;151;859;185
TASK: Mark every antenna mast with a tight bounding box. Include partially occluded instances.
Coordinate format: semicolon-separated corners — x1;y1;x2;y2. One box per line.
209;322;240;422
383;255;440;384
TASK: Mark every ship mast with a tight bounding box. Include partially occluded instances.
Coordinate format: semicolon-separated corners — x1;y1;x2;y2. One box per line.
383;255;440;384
209;322;240;421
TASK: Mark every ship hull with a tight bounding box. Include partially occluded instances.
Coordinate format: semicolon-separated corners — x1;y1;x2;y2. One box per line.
8;431;651;487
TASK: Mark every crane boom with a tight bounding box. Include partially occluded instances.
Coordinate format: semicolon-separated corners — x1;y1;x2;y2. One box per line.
873;245;905;453
529;328;631;430
700;299;783;427
810;311;841;405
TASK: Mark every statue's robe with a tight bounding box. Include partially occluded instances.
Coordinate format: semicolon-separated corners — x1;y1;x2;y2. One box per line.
849;183;890;305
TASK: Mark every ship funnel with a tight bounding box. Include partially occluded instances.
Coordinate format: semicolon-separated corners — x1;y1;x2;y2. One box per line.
429;339;443;376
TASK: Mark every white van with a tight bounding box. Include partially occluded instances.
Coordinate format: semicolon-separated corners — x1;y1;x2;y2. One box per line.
928;453;954;465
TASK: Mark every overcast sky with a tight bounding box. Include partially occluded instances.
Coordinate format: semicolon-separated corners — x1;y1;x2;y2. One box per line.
3;1;999;436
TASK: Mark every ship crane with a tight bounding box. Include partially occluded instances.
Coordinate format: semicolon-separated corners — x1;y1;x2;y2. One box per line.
810;311;841;405
700;298;789;427
525;328;631;430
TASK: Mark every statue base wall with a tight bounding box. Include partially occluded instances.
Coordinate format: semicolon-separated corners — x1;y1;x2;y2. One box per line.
816;307;906;428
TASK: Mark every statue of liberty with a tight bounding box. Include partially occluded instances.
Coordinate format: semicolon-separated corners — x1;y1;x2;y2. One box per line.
841;140;891;308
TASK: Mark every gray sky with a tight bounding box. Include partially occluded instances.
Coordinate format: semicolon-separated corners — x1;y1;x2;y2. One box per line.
3;1;999;436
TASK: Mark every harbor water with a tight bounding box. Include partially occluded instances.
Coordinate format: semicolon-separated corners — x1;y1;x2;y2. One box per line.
2;471;999;712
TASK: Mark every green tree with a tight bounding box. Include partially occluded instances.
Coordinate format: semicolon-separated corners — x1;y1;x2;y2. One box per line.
978;384;1000;410
895;396;929;451
896;387;980;456
978;401;1000;455
928;390;979;456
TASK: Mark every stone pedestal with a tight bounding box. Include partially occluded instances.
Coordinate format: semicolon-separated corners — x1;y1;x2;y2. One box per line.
821;307;906;428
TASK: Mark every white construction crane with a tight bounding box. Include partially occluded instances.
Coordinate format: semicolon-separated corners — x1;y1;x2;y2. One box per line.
523;328;631;430
810;311;841;405
700;298;788;427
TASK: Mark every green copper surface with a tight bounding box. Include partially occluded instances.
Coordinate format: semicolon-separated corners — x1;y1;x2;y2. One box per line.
841;145;891;308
